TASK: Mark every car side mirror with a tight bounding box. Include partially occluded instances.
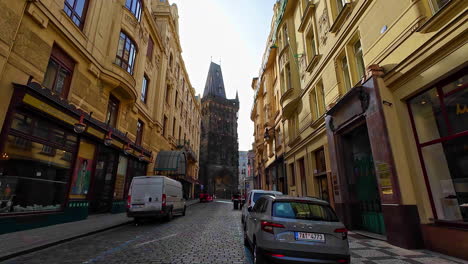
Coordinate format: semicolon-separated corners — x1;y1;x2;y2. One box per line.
247;206;252;212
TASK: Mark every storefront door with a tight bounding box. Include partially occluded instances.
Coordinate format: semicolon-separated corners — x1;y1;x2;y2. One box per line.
89;146;117;214
343;125;385;235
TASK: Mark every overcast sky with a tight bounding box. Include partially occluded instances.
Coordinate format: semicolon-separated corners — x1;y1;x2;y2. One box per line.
170;0;276;151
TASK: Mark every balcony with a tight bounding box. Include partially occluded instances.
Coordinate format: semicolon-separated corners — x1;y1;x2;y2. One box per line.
175;139;197;162
280;88;301;119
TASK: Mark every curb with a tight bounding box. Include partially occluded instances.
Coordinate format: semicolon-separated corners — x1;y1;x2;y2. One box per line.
0;200;200;262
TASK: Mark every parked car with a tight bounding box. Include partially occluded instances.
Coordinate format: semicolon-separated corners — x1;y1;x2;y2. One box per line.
199;193;213;202
244;196;350;264
241;190;282;226
126;176;186;222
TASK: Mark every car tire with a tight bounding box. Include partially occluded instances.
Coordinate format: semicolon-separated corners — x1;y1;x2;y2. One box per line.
253;243;265;264
165;209;173;222
182;206;186;216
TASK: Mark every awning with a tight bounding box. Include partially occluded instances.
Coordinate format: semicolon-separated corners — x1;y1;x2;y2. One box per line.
154;151;186;176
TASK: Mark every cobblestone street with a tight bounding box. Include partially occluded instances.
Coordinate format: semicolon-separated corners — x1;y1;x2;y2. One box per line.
3;201;467;264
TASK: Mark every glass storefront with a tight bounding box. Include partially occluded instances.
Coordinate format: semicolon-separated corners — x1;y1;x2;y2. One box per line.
408;69;467;222
0;112;77;214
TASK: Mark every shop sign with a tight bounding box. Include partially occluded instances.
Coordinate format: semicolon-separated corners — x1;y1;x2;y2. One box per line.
375;162;393;195
70;140;96;199
456;104;467;115
23;94;77;126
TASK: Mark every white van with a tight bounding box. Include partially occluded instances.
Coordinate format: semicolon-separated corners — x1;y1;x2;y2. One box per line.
127;176;186;221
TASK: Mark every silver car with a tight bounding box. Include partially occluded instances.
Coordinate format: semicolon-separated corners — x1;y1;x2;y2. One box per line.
244;196;350;264
241;190;283;227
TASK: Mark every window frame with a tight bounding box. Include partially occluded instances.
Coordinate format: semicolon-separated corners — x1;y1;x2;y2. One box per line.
125;0;143;22
135;119;144;146
115;31;138;75
147;36;154;60
43;45;75;99
106;94;120;128
141;75;149;103
63;0;90;29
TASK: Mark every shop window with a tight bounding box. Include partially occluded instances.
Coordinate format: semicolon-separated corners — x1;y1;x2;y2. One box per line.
141;75;149;103
106;95;120;127
135;120;144;146
115;32;137;75
43;45;75;99
64;0;89;29
125;0;142;21
0;129;76;214
429;0;451;13
147;37;154;59
408;69;467;223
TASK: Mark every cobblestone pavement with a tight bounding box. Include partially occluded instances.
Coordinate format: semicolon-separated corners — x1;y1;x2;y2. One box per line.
3;200;467;264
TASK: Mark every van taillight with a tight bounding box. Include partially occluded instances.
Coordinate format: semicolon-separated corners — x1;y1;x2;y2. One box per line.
162;194;166;207
261;221;284;234
334;228;348;240
126;195;131;208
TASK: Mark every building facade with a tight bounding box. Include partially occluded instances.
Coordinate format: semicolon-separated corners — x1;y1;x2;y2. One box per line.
0;0;200;234
238;151;248;195
199;62;239;199
252;0;467;259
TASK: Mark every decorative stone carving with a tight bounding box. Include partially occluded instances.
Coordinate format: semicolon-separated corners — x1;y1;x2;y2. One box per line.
124;14;138;28
318;8;330;45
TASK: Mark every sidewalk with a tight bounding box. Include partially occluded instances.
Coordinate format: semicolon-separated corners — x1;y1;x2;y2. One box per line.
0;199;199;261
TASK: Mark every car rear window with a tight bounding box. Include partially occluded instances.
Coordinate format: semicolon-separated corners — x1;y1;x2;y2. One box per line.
273;201;339;222
253;193;276;203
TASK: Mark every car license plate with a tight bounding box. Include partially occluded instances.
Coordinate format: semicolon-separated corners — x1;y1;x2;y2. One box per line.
296;232;325;242
132;204;144;208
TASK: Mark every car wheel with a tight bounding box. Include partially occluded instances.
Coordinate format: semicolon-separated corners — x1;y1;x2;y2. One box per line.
253;243;265;264
165;209;173;221
182;206;186;216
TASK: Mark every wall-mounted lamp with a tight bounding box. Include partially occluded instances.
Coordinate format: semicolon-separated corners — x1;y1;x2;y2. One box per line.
382;100;393;107
138;150;145;161
123;132;131;155
104;131;113;146
74;114;87;133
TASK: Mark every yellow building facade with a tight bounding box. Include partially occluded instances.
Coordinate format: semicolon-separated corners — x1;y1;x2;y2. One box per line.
252;0;467;259
0;0;200;233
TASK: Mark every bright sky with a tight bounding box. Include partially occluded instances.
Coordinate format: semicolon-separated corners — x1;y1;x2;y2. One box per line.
170;0;276;151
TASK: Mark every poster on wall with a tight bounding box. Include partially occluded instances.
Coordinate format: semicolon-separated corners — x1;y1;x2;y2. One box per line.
70;157;93;199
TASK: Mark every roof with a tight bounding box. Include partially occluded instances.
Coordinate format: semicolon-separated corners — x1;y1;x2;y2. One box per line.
154;151;186;175
271;196;330;205
249;190;283;194
203;62;226;98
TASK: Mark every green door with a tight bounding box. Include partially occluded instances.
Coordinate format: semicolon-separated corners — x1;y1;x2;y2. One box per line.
354;156;385;235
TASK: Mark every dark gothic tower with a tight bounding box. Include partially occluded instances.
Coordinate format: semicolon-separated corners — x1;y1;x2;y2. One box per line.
199;62;239;199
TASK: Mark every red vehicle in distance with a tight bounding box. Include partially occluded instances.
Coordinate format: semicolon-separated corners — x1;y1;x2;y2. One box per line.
199;193;213;203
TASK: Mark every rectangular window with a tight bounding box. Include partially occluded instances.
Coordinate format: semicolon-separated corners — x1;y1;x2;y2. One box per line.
289;163;296;186
147;37;154;59
178;126;182;140
314;148;329;202
353;40;365;80
341;55;352;92
175;90;179;108
285;63;292;91
115;32;137;75
298;158;307;196
408;69;467;222
43;45;75;99
165;85;171;104
141;75;149;103
306;29;317;62
429;0;451;13
64;0;89;29
273;202;338;221
172;117;176;137
106;95;120;127
336;0;346;13
162;115;168;137
135;120;144;145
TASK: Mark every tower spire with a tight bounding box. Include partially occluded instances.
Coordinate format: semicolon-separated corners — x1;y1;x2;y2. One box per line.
203;62;227;99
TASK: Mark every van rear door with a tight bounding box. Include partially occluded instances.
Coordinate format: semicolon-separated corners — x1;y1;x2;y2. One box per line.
130;177;163;212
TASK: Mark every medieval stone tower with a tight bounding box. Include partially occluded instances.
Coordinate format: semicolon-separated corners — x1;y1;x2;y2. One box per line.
199;62;239;199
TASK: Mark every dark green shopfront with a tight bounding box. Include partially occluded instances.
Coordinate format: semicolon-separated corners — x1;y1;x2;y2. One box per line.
0;83;150;234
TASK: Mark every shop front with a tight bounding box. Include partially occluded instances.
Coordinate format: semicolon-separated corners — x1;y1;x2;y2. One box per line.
326;71;423;249
0;82;151;234
406;67;468;258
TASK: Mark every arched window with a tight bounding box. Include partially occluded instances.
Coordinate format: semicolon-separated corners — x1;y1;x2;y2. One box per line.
125;0;142;21
115;32;137;75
